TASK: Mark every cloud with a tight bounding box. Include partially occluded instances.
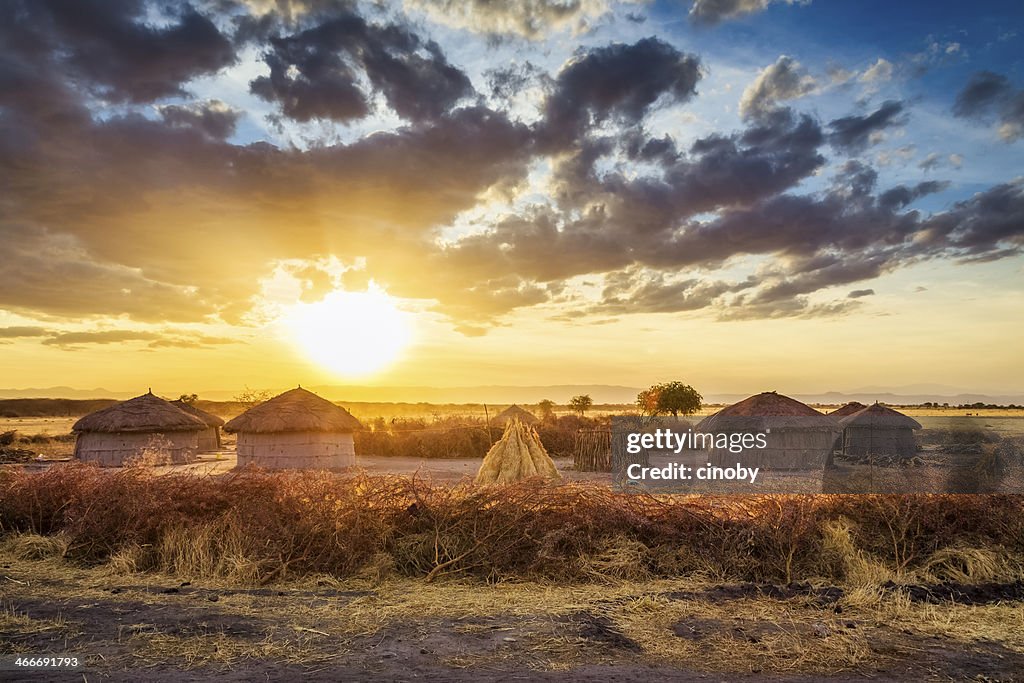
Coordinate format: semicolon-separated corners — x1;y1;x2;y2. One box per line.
827;100;906;153
41;329;239;350
250;11;473;123
158;100;241;140
403;0;621;40
540;38;702;148
0;0;1021;333
688;0;808;26
3;0;235;103
0;326;49;338
0;224;217;322
916;151;962;172
42;330;162;347
847;288;875;298
859;58;893;84
739;55;817;121
953;71;1024;142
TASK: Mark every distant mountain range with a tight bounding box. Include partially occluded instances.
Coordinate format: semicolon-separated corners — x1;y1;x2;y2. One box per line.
1;384;1022;406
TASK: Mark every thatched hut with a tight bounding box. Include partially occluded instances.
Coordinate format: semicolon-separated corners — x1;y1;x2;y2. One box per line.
696;391;839;470
72;391;206;466
170;400;224;452
476;419;560;484
829;401;867;418
839;403;921;458
492;404;540;427
224;387;362;469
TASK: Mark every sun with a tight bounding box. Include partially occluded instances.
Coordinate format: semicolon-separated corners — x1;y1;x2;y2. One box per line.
286;285;413;377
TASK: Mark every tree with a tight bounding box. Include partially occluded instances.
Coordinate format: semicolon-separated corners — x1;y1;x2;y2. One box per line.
234;386;273;408
569;394;593;416
636;388;660;415
537;399;556;422
637;382;702;418
178;393;199;405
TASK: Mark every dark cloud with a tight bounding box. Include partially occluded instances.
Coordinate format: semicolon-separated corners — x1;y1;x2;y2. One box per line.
159;100;241;139
0;0;1021;332
848;289;874;298
250;12;473;123
485;61;548;102
425;105;825;309
828;100;906;153
5;0;235;103
953;71;1024;142
739;55;817;121
540;37;702;148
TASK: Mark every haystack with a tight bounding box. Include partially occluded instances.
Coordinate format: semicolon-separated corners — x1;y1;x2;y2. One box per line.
492;404;540;427
475;418;560;484
224;387;362;470
696;391;839;470
72;391;206;466
170;400;224;452
839;403;921;458
829;401;867;418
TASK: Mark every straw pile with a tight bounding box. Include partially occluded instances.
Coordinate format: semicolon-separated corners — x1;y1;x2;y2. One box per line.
492;404;540;427
475;418;561;484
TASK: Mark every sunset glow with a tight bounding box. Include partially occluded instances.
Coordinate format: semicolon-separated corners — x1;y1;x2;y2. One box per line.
285;287;413;378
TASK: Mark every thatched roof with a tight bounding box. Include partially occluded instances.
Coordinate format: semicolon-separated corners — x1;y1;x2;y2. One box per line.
223;387;362;434
839;403;922;430
475;419;560;484
73;392;207;434
170;400;225;427
493;404;540;426
697;391;838;432
829;401;867;418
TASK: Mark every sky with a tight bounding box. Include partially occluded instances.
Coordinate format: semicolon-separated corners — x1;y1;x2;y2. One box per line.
0;0;1022;398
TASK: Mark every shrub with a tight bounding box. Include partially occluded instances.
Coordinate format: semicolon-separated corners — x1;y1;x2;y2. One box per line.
1;465;1021;585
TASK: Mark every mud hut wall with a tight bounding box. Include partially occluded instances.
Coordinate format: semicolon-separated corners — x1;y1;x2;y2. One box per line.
842;426;917;458
196;427;221;452
235;431;355;469
706;429;836;470
74;431;199;466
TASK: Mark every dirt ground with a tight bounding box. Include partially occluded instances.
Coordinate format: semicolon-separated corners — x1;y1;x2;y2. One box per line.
2;550;1022;682
8;452;614;484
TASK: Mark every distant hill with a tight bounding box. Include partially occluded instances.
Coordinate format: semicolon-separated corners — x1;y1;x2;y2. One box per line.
1;385;1022;408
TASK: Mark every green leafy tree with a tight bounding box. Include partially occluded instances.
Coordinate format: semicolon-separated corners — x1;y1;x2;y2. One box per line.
638;382;702;418
569;394;593;416
537;399;556;422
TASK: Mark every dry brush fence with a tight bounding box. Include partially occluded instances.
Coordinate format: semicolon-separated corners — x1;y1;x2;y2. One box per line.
574;429;611;471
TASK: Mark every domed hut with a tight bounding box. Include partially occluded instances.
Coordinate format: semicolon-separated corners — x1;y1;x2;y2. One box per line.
224;387;362;470
696;391;840;470
72;391;206;466
829;401;867;418
476;419;560;484
170;400;224;452
492;404;540;427
838;403;921;458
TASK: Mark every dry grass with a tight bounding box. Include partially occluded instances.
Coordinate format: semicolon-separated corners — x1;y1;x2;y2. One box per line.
1;464;1023;586
2;545;1022;677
